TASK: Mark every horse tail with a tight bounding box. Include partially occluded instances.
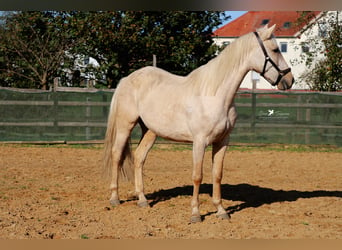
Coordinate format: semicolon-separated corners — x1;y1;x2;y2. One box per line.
103;88;134;182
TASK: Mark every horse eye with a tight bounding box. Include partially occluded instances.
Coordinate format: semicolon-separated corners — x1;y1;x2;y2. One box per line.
273;48;280;53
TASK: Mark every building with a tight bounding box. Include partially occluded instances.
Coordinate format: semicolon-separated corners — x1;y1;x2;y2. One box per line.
213;11;337;90
60;53;104;87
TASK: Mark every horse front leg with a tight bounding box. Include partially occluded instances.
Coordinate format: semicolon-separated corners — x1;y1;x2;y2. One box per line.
212;137;230;220
190;139;206;223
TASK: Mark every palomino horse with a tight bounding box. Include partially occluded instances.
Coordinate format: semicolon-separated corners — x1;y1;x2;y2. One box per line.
103;24;294;223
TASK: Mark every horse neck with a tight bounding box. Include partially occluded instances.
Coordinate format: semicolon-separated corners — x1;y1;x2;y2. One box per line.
215;33;254;107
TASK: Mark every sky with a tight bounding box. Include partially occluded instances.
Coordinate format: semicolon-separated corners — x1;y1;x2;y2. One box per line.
220;11;248;27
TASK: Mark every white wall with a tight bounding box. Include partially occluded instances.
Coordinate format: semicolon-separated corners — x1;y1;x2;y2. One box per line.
213;11;340;90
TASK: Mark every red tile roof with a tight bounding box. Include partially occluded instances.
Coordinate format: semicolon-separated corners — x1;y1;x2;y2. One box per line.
213;11;322;38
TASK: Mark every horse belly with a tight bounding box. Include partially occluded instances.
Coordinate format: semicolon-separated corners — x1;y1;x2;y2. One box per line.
139;101;193;142
142;115;193;142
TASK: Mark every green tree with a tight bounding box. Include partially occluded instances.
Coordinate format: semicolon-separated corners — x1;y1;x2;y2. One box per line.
0;11;82;89
297;11;341;91
0;11;227;89
69;11;227;88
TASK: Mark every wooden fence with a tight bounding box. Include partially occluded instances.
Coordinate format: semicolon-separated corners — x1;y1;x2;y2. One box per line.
0;86;341;146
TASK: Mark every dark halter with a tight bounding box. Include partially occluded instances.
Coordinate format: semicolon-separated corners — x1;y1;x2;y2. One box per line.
254;31;291;87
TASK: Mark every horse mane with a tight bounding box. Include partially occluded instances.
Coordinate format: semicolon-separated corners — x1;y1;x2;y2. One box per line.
186;32;255;96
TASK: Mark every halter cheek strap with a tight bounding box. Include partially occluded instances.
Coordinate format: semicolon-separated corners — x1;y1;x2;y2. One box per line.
254;32;291;86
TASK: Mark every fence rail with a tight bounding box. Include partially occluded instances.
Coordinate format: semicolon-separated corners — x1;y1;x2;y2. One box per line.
0;87;341;146
238;102;342;108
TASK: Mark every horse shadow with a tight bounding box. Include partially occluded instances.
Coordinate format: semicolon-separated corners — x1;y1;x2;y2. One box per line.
145;183;342;219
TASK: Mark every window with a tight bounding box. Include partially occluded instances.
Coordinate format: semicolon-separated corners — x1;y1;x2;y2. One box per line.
280;42;288;53
319;24;328;38
302;45;310;53
261;19;270;25
283;22;291;28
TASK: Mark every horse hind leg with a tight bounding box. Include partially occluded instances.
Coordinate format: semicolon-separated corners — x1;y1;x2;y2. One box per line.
108;111;139;206
134;120;157;207
109;126;134;206
106;83;141;206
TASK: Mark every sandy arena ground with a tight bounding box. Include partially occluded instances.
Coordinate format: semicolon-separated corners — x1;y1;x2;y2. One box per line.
0;144;341;239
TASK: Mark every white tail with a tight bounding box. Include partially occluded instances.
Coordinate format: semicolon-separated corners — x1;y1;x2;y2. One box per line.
103;91;134;182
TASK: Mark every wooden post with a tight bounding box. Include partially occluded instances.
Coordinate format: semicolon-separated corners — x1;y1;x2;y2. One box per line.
251;71;259;139
86;97;91;140
53;77;59;92
305;108;311;144
153;54;157;67
53;84;58;135
251;79;257;134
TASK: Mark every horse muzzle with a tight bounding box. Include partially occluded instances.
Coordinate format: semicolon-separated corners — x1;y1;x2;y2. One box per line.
277;71;294;90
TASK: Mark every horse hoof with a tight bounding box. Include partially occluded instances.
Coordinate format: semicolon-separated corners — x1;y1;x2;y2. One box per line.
190;215;202;223
137;201;149;208
110;199;120;206
216;213;230;220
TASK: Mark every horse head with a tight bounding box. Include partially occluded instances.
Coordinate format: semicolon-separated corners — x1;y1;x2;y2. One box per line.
251;24;294;90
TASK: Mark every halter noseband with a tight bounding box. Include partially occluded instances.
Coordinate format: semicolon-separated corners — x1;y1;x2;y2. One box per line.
254;31;291;87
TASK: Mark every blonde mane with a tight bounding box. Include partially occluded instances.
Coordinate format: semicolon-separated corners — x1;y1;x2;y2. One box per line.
186;32;255;96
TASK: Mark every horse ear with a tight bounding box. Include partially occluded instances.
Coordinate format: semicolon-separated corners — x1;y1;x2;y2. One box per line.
257;24;276;40
261;24;276;40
